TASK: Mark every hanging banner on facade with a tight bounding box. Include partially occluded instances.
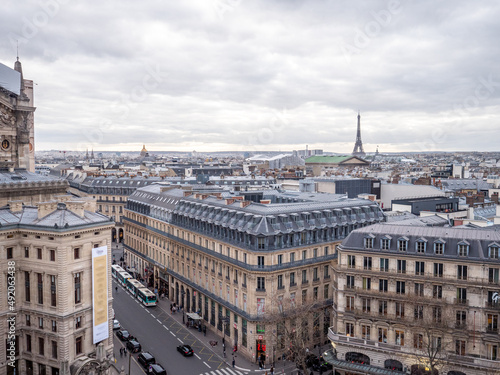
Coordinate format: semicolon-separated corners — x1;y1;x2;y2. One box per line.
92;246;109;344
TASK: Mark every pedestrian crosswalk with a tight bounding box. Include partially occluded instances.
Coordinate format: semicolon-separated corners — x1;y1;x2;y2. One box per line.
199;368;248;375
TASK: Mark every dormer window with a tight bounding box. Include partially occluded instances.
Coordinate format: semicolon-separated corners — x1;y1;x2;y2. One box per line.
488;244;499;259
457;241;470;257
380;236;391;250
364;237;374;249
434;239;445;255
415;238;427;253
398;237;409;252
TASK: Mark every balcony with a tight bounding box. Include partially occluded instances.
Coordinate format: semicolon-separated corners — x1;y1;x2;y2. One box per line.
454;298;469;305
328;327;402;352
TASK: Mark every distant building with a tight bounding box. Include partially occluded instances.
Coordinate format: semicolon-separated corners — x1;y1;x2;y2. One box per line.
305;155;370;176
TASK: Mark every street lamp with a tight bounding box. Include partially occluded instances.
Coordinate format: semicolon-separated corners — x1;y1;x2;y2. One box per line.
220;316;230;357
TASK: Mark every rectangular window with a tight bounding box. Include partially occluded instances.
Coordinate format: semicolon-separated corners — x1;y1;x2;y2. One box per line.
37;273;43;304
345;296;354;311
457;265;468;280
277;275;283;289
25;271;30;302
76;337;83;355
324;265;330;279
398;240;408;252
39;337;45;356
396;281;406;294
490;247;499;259
290;252;295;262
75;316;82;329
456;310;467;328
434;242;444;255
74;248;80;259
379;279;388;292
455;340;466;356
52;320;57;332
380;258;389;272
257;256;264;269
277;254;283;265
433;285;443;299
414;333;424;349
50;275;56;307
381;238;390;250
489;268;499;284
302;270;308;284
416;241;426;253
363;256;372;270
362;277;371;290
362;298;370;313
7;247;13;259
395;330;405;346
37;248;42;259
345;322;354;336
52;341;58;359
25;246;29;258
487;314;498;333
50;250;55;262
74;273;81;304
414;283;424;297
378;327;388;343
302;250;307;260
433;306;442;323
301;289;307;304
415;261;425;276
346;275;355;289
26;334;32;352
379;300;387;316
434;263;443;277
324;284;329;299
395;302;405;318
26;314;31;327
397;260;406;274
414;305;423;321
313;287;318;301
457;288;467;304
256;277;265;291
361;324;371;340
364;237;373;249
313;267;318;281
487;344;498;360
458;244;468;257
347;255;356;268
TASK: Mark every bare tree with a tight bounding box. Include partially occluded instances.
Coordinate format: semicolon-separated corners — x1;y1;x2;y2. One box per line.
263;292;329;374
408;301;455;375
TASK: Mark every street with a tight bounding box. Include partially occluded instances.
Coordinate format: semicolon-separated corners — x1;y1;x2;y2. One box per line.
113;279;248;375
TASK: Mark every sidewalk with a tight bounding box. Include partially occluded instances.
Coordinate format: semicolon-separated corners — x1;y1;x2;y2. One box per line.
154;294;307;374
112;333;145;375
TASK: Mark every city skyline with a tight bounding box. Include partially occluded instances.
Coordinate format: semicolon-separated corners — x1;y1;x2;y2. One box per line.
1;0;499;153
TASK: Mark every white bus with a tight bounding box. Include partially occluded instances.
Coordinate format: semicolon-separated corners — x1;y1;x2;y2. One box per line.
137;287;157;307
116;271;132;286
125;278;144;296
111;265;125;279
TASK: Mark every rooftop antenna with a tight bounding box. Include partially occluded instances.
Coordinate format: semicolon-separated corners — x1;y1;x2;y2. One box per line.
16;40;19;61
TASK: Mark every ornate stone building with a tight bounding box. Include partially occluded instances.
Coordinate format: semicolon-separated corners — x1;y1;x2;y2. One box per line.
329;223;500;375
123;185;384;364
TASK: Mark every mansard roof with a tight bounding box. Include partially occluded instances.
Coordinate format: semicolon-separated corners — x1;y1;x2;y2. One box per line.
340;223;500;261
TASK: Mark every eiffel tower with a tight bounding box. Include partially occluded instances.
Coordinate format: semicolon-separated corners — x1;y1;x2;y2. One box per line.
352;111;366;157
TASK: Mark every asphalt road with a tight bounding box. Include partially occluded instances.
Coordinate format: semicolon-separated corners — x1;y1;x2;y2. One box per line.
113;279;248;375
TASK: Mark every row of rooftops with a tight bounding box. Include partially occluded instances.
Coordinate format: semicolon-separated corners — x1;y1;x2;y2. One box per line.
126;185;385;235
340;223;500;261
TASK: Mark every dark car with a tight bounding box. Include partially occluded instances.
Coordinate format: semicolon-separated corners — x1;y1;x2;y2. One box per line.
126;339;142;353
116;330;131;341
177;344;194;356
150;364;167;375
138;352;156;368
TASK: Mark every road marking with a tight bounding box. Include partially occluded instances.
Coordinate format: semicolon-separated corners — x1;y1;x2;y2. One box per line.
163;325;169;330
194;353;201;359
156;319;162;323
203;361;211;368
170;331;176;337
177;337;183;343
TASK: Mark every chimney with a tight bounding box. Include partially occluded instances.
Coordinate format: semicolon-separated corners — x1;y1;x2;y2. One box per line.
260;199;271;204
240;200;252;208
183;191;193;197
234;196;244;201
8;200;23;213
225;198;235;205
66;201;86;218
37;201;58;219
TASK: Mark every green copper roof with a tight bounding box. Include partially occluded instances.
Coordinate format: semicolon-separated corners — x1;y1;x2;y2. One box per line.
305;155;353;163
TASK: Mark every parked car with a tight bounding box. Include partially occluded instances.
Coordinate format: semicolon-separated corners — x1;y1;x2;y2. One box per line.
138;352;156;368
113;320;121;330
149;364;167;375
116;330;131;341
126;339;142;353
176;344;194;356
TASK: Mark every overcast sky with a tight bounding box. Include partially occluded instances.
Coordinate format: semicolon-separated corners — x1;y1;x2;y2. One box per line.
1;0;499;153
